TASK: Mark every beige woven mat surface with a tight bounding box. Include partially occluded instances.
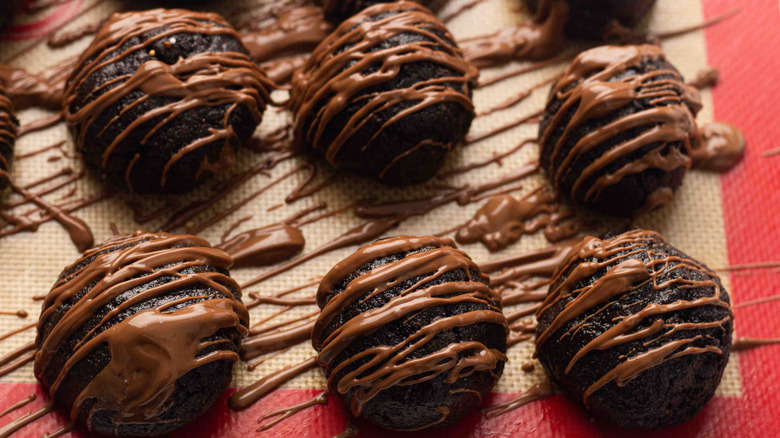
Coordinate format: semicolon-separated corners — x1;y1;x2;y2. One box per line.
0;0;741;398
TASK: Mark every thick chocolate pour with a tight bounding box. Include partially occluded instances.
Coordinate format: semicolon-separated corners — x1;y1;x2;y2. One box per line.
290;1;477;175
34;231;249;425
540;45;702;216
460;0;569;68
536;230;732;404
312;235;508;418
692;122;745;172
217;223;306;268
62;8;274;192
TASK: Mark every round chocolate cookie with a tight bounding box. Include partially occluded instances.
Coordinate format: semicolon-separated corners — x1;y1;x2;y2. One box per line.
524;0;657;39
63;9;274;194
34;231;249;436
290;1;477;186
539;45;702;217
535;229;733;428
319;0;431;22
0;84;18;189
312;235;508;431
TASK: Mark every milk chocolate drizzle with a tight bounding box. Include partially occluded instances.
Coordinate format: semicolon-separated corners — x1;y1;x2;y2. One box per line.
290;1;477;175
455;187;579;251
34;231;249;424
692;122;745;172
540;45;702;215
482;381;555;418
312;236;508;417
536;230;732;404
62;8;274;192
461;0;569;68
241;6;333;63
732;337;780;351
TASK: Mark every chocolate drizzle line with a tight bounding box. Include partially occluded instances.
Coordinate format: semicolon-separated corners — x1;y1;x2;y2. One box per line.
536;230;732;404
312;235;508;417
256;391;329;432
62;8;274;192
482;381;555;418
732;337;780;351
0;88;16;182
34;231;249;424
229;356;318;410
687;67;719;90
0;403;53;438
540;45;702;215
290;1;477;173
460;0;568;69
0;394;36;419
217;223;306;269
241;6;333;64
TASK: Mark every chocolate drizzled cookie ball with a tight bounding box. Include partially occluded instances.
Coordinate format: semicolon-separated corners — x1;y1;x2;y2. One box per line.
312;236;507;431
535;230;732;428
35;231;249;436
0;85;17;189
524;0;656;39
63;9;274;194
290;1;477;186
539;45;701;217
319;0;431;22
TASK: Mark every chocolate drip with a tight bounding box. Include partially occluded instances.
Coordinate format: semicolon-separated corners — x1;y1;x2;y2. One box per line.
688;67;719;90
48;17;108;49
312;235;508;417
0;310;27;318
241;7;333;63
441;0;488;23
17;112;62;137
0;322;35;343
692;122;745;172
217;223;305;268
461;0;568;68
540;45;702;216
0;403;53;438
732;337;780;351
4;180;94;252
256;390;329;432
0;342;36;378
34;231;249;425
482;381;554;418
536;230;732;404
290;1;477;182
734;294;780;309
229;356;318;410
0;394;36;419
63;8;274;193
455;187;578;251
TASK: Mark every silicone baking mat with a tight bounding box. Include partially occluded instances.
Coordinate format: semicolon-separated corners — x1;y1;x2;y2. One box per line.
0;0;778;436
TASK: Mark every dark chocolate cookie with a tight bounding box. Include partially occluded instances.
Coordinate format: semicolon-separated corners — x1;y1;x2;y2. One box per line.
290;1;477;186
34;231;249;436
63;8;274;194
535;229;733;428
319;0;431;22
312;235;508;431
539;44;702;217
0;85;17;189
524;0;657;39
